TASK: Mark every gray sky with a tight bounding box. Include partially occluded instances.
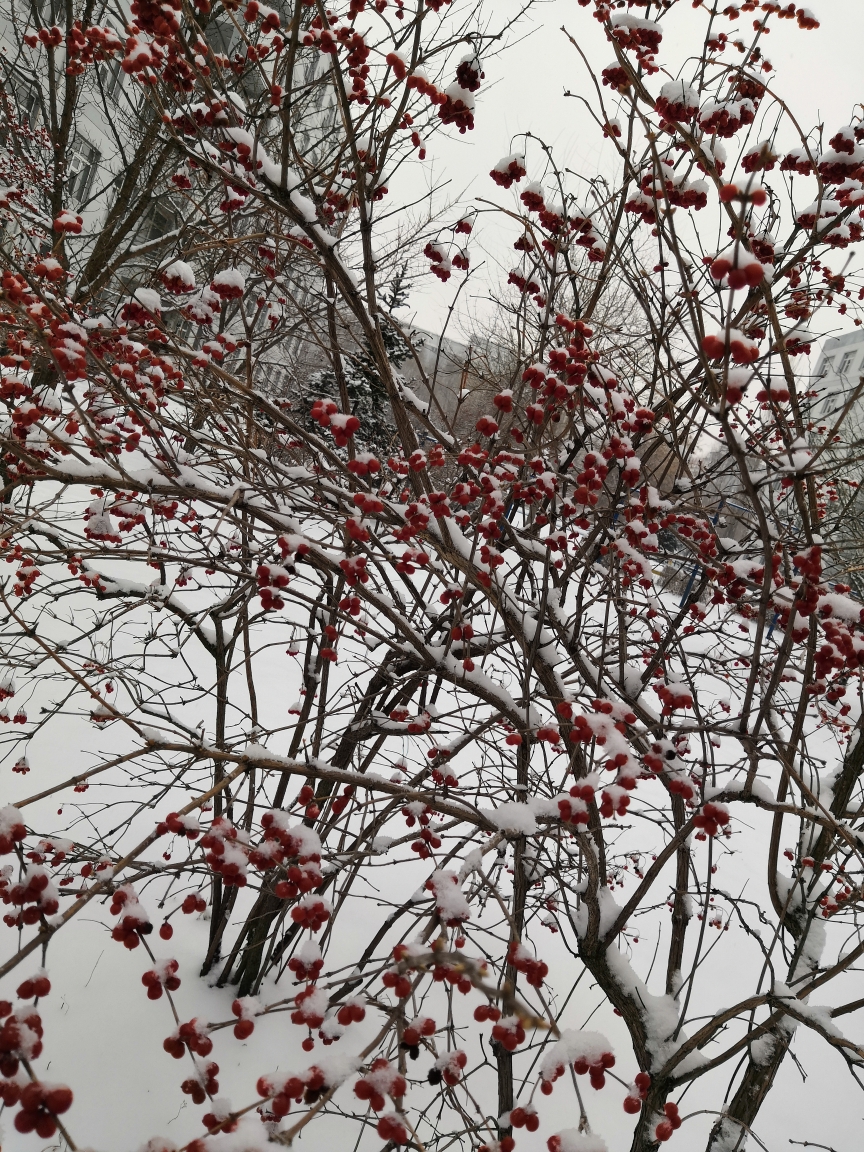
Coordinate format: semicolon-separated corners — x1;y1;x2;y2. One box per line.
407;0;864;340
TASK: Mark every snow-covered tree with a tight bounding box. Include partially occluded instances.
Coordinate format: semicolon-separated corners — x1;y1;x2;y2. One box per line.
2;3;864;1152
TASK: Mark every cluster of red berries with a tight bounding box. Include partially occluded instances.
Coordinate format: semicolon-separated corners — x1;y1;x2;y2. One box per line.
231;997;258;1039
491;1016;526;1053
142;959;180;1000
309;398;361;447
411;827;442;859
26;839;70;867
330;784;355;816
381;966;412;999
668;776;696;802
291;985;327;1029
200;817;249;887
201;1101;238;1135
557;789;591;826
335;999;366;1027
256;1065;328;1117
181;1062;219;1104
354;1058;407;1110
1;1003;43;1075
402;803;433;829
401;1014;435;1056
599;787;631;819
288;945;323;982
473;1003;502;1024
377;1113;409;1144
573;1047;615;1089
701;329;760;366
609;11;663;69
656;1100;682;1141
255;810;323;869
490;153;527;189
11;1081;73;1138
623;1070;651;1113
163;1018;212;1059
255;557;292;612
693;802;730;839
273;857;323;900
156;811;200;838
507;941;548;987
290;895;331;932
2;864;59;927
16;972;50;1000
655;682;694;714
510;1105;540;1131
431;1049;467;1086
428;959;471;993
110;886;152;948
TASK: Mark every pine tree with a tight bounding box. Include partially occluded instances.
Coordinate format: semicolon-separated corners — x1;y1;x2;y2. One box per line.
301;264;419;455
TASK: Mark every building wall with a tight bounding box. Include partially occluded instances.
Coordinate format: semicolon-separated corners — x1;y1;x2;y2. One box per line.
0;9;488;442
0;9;132;230
812;329;864;434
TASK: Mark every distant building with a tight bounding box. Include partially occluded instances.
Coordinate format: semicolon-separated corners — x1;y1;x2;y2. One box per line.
0;9;259;255
1;14;143;231
0;8;489;438
813;329;864;437
810;330;864;591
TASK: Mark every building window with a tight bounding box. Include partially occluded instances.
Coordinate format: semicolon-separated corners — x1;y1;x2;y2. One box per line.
138;202;176;243
3;71;41;128
206;17;238;57
97;55;124;102
67;137;100;205
818;358;833;378
15;80;41;126
838;350;857;375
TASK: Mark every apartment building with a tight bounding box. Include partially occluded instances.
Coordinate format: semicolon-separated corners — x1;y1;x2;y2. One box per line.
812;329;864;437
0;9;154;235
0;8;487;439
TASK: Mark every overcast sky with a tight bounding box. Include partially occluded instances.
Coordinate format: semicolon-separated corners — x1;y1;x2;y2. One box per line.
405;0;864;343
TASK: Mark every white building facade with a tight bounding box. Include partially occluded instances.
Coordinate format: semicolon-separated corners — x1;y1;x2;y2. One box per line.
813;329;864;435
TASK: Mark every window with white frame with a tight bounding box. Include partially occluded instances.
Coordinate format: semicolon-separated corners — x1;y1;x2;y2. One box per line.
17;82;41;126
66;136;100;206
838;350;858;375
3;71;41;127
205;16;238;56
138;202;177;244
97;55;124;101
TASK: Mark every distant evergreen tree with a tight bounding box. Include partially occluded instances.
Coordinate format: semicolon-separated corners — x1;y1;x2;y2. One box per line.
301;264;419;455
